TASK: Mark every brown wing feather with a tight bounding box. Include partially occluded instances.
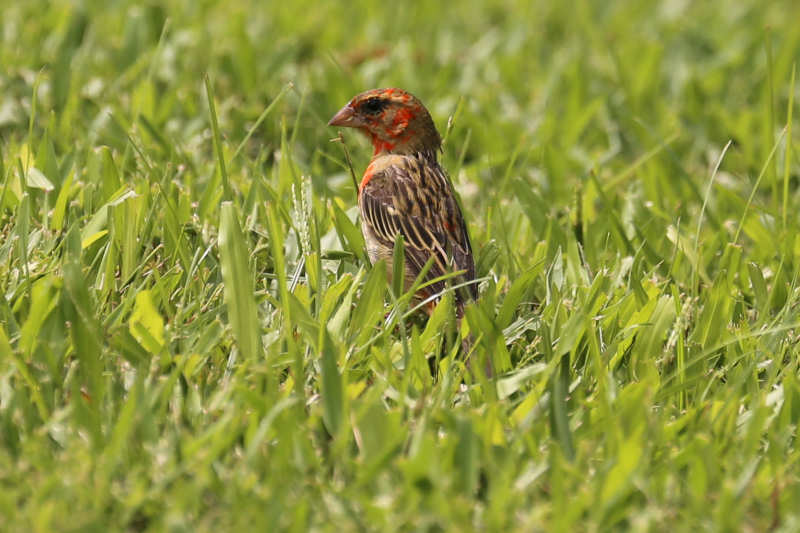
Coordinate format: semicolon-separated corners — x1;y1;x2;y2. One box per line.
359;152;476;303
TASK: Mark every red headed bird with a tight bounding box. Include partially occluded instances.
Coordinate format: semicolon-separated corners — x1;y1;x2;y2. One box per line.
329;88;477;314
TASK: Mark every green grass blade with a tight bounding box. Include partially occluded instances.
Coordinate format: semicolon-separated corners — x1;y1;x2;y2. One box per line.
205;74;232;201
218;201;261;361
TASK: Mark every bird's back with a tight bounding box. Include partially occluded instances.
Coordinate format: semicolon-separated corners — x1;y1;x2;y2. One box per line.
358;151;477;308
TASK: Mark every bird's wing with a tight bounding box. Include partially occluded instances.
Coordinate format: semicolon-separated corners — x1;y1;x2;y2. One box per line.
360;154;476;300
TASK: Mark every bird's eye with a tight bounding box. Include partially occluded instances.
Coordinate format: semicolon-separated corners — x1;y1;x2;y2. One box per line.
361;97;387;115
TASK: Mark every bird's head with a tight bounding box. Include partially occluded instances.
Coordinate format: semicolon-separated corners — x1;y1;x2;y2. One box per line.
328;88;442;156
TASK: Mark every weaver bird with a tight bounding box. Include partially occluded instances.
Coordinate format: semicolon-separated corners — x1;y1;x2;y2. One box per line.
329;88;477;314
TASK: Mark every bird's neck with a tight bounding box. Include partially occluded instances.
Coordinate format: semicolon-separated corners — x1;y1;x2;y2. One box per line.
367;121;441;157
371;136;398;156
369;135;439;159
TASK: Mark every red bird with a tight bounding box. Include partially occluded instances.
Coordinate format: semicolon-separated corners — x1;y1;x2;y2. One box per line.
329;88;477;314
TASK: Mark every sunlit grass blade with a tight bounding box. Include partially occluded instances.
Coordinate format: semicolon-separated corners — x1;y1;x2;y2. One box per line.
218;201;261;361
205;73;232;201
62;231;105;448
782;63;796;229
320;330;344;437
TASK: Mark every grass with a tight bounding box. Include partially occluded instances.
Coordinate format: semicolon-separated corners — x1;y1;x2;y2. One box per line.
1;0;800;530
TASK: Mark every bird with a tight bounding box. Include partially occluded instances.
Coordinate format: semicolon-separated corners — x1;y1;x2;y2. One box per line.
328;88;477;315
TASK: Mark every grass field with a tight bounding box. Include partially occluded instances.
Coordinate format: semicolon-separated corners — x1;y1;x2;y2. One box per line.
2;0;800;530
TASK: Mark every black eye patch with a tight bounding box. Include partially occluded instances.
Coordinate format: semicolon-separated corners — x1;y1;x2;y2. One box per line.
360;97;388;115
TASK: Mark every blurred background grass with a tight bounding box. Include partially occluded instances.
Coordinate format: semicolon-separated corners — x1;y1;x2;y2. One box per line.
1;0;800;530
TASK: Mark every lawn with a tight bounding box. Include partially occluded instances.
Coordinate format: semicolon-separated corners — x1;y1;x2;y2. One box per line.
1;0;800;530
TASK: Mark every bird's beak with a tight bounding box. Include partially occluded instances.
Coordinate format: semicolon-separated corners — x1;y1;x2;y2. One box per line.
328;104;360;127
